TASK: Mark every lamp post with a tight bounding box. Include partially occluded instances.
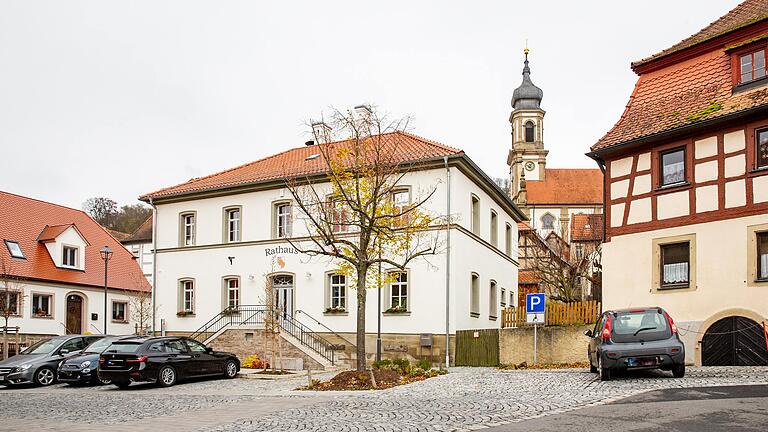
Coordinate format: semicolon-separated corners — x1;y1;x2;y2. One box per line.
100;246;113;335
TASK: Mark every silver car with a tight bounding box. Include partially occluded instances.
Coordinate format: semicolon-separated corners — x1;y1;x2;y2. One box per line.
0;335;104;386
585;307;686;381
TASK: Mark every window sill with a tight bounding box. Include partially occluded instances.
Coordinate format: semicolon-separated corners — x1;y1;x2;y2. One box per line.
111;320;129;324
470;312;480;318
323;312;349;316
176;312;196;318
754;278;768;283
383;311;411;316
489;316;498;321
658;284;690;291
748;166;768;176
31;315;53;320
734;76;768;94
655;182;691;194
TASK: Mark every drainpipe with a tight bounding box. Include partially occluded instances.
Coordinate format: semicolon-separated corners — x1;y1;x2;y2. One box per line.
443;156;451;369
149;197;158;335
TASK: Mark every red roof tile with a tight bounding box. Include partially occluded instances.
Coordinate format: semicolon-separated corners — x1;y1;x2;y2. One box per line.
38;224;77;243
526;169;603;205
570;213;604;242
633;0;768;69
107;229;131;242
0;191;151;292
141;131;462;201
122;217;152;244
593;1;768;152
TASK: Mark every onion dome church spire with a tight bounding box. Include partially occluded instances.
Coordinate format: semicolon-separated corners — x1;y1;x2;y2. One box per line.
511;48;543;110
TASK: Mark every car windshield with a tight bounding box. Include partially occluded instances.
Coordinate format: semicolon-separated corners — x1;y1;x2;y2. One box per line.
20;338;64;355
84;338;118;354
612;310;671;342
104;342;143;353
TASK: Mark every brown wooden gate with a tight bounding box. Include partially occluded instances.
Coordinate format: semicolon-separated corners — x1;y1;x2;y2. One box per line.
702;316;768;366
455;329;499;366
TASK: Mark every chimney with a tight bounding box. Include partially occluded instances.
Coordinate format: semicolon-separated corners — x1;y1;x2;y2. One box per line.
305;140;315;146
311;121;332;144
354;104;372;134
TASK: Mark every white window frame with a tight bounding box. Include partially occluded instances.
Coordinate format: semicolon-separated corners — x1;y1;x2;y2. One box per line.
225;207;241;243
62;245;78;268
329;274;346;310
226;278;240;309
489;280;498;320
31;292;53;318
505;223;513;256
471;194;480;235
181;213;196;246
490;210;498;247
541;213;556;230
388;271;408;311
4;240;25;259
181;280;195;312
470;273;480;318
111;301;128;322
275;202;292;238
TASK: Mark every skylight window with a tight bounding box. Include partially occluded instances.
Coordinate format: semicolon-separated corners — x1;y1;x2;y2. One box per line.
4;240;25;259
305;154;320;161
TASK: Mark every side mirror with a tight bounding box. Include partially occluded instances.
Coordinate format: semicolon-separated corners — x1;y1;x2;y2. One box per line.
204;347;213;353
583;330;593;338
59;349;69;355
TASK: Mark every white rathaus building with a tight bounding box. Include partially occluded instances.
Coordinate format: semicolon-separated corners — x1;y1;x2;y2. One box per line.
141;128;524;366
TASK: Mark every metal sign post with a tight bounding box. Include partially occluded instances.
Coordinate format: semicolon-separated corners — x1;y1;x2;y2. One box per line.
526;293;546;365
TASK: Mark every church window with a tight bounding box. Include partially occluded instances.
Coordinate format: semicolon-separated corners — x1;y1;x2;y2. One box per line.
524;121;535;142
541;213;556;230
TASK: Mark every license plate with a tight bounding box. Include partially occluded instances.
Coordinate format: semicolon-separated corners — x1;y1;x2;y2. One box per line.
627;357;658;367
0;375;5;381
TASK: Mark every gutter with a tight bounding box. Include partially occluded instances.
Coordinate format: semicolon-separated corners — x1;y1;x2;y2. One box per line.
443;156;451;370
149;197;158;335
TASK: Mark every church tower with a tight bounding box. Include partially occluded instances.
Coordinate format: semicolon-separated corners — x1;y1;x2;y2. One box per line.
507;48;547;207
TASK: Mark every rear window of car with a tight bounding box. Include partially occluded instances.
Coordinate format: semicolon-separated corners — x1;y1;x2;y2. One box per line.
104;342;143;353
611;310;671;342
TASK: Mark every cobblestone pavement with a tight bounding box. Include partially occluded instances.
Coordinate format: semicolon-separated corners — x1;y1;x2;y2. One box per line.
1;367;767;432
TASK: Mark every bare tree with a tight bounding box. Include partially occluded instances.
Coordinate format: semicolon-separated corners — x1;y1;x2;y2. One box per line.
260;258;283;372
128;288;153;335
284;106;443;371
0;255;26;359
522;226;580;303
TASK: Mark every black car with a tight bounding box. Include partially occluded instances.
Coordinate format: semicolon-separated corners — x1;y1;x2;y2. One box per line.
58;336;133;385
0;335;105;386
98;336;240;388
585;307;686;381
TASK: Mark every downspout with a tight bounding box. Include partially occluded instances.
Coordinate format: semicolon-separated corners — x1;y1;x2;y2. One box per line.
443;156;451;369
149;197;158;335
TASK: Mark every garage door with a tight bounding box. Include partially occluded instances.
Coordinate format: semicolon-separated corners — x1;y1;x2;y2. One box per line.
701;316;768;366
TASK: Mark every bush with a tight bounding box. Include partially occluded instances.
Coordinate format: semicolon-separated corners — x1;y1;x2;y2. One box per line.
372;359;393;370
242;353;269;369
409;367;426;378
417;359;431;371
392;358;411;375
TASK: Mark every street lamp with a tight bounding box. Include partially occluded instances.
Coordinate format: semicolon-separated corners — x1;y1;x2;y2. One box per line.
100;246;113;335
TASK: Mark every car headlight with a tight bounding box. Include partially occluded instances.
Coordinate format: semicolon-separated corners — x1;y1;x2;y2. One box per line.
18;363;32;371
80;361;91;369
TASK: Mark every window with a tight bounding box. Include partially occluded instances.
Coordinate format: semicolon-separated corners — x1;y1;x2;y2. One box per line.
329;274;346;310
164;340;187;353
181;213;195;246
225;278;240;309
758;232;768;281
575;244;584;260
541;213;555;230
130;245;140;258
0;291;20;315
185;339;207;353
740;49;766;84
62;246;78;267
661;242;690;288
505;224;513;256
32;293;52;317
275;203;292;238
180;280;195;313
500;287;507;308
524;121;535;142
225;208;241;242
391;189;410;226
490;210;498;247
112;301;127;322
4;240;25;259
471;195;480;235
489;280;498;320
660;147;686;187
328;197;348;233
470;273;480;317
389;271;408;311
757;128;768;169
59;338;85;354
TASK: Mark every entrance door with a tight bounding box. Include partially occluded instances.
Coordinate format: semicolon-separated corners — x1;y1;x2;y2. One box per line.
702;316;768;366
272;275;294;319
66;295;83;334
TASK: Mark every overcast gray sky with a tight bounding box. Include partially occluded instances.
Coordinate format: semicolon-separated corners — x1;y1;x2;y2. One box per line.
0;0;742;210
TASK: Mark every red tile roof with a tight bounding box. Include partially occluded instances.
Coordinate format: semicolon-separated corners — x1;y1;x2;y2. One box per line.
38;224;78;243
141;131;462;200
122;216;152;244
519;270;540;285
570;213;604;242
0;191;151;292
633;0;768;69
526;169;603;205
107;229;131;242
593;1;768;152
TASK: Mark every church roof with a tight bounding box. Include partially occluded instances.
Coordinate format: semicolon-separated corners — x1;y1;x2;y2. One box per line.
526;169;603;205
511;50;544;110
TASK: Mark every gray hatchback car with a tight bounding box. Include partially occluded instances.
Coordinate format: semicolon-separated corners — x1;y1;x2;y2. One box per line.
0;335;104;386
585;307;685;381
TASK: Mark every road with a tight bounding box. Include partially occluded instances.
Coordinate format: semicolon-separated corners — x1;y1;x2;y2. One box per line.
490;384;768;432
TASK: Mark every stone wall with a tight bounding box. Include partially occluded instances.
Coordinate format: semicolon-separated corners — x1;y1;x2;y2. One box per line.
499;325;592;365
207;329;325;370
317;332;456;367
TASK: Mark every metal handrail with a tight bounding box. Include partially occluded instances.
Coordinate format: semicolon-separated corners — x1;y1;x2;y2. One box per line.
295;309;356;352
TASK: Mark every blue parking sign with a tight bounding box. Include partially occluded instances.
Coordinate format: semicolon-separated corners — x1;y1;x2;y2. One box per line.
526;293;545;314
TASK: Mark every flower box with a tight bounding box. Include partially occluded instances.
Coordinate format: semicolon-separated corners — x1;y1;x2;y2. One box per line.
176;311;195;317
324;307;347;314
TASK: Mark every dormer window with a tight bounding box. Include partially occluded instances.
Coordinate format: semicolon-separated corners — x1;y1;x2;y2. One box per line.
62;245;79;268
740;49;766;84
4;240;25;259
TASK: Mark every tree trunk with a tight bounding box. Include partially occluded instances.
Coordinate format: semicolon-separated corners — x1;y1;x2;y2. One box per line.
356;265;368;371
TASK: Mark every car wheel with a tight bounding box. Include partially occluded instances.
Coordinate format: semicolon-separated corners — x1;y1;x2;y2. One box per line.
589;351;598;373
93;374;112;385
157;365;177;387
598;360;611;381
672;363;686;378
113;381;131;389
34;367;56;386
223;360;238;379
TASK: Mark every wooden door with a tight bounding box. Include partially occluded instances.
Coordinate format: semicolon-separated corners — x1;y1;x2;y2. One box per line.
702;316;768;366
66;295;83;334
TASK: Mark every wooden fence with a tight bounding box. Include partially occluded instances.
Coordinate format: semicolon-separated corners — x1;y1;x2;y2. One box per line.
455;328;499;366
501;300;601;328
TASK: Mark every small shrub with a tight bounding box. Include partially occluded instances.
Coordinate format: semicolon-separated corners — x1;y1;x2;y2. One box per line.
409;367;426;378
392;358;411;374
416;359;431;371
242;354;269;369
372;359;393;370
